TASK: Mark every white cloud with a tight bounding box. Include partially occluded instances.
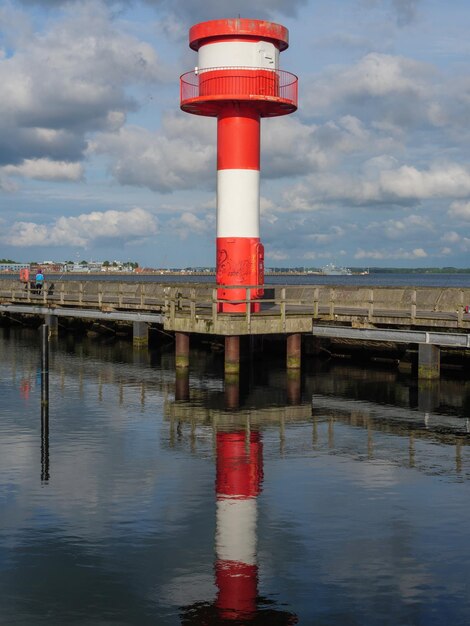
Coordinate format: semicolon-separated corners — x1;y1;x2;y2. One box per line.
448;201;470;221
91;115;215;193
2;208;158;247
0;2;163;168
3;158;84;181
280;162;470;210
167;211;212;240
303;53;431;120
441;231;461;244
354;247;427;259
266;250;289;261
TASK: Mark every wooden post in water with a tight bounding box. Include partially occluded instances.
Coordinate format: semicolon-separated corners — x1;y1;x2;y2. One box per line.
45;314;58;337
286;368;301;405
40;324;49;407
132;321;149;348
418;343;440;379
286;333;301;370
224;374;240;410
224;336;240;376
175;368;190;401
175;332;190;369
224;336;240;408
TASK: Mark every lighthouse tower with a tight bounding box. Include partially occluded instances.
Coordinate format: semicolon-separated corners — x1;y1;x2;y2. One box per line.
180;18;298;312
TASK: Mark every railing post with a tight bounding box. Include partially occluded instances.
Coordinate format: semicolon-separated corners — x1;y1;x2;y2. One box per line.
281;287;286;331
190;288;196;323
140;283;144;308
212;288;218;323
329;288;335;320
313;287;319;318
246;287;251;332
170;288;176;321
43;282;47;304
27;281;31;303
368;289;374;322
458;288;464;326
118;283;123;308
79;281;83;306
98;283;102;308
411;289;417;323
60;281;65;305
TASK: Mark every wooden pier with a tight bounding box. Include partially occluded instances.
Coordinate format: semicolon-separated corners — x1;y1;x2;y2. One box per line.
1;279;469;379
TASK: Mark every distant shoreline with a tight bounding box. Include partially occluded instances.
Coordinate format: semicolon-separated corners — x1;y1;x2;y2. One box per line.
1;269;470;276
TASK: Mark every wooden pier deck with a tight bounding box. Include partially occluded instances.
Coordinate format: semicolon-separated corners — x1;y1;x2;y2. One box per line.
1;279;469;333
1;279;469;379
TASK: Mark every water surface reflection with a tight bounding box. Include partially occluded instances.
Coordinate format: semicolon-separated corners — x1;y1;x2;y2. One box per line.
0;327;469;624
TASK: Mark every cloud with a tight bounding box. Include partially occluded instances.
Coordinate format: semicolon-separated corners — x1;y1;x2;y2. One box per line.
280;162;470;209
21;0;308;20
448;201;470;221
93;113;384;193
362;0;421;27
302;52;434;134
91;115;215;192
167;211;213;239
262;115;388;179
0;2;163;169
149;0;308;21
390;0;421;26
441;231;460;244
3;159;84;182
16;0;308;21
1;207;158;247
354;247;427;259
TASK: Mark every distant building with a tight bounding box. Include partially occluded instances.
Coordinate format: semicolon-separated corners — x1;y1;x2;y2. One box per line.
0;263;30;272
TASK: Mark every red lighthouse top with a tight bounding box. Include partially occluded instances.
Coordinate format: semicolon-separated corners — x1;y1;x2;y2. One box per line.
180;17;298;118
189;18;289;51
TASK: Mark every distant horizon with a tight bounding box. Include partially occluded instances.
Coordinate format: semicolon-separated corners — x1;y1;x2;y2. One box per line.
1;258;470;274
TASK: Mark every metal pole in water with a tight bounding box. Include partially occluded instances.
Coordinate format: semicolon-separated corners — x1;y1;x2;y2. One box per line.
41;403;50;482
41;324;49;407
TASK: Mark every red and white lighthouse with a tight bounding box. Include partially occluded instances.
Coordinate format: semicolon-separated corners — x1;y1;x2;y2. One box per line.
180;18;298;312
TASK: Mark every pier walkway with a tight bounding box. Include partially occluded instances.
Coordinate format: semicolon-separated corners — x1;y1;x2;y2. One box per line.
1;279;469;379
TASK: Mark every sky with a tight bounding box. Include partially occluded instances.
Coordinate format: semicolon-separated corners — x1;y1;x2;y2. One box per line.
1;0;470;268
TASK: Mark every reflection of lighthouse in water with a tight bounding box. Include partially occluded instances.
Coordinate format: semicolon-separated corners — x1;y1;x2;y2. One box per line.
181;428;297;624
215;431;262;620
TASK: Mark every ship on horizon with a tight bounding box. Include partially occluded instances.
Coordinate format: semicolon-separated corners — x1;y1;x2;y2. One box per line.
321;263;352;276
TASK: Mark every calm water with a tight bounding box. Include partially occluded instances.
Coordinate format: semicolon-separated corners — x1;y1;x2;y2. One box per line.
1;327;470;625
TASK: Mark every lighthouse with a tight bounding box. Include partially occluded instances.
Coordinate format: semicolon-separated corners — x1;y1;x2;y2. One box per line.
180;18;298;312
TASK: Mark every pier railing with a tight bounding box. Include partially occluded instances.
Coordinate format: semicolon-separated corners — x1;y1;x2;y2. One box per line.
0;280;469;334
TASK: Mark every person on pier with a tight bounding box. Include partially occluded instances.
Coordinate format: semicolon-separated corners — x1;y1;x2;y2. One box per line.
35;268;44;294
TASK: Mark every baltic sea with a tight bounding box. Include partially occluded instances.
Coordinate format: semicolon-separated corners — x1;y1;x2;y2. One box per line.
1;274;469;624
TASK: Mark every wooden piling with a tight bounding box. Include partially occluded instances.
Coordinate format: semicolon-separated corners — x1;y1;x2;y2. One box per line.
286;333;301;369
175;332;190;369
225;336;240;375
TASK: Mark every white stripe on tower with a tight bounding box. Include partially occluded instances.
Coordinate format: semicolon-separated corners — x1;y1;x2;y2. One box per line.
217;170;259;238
